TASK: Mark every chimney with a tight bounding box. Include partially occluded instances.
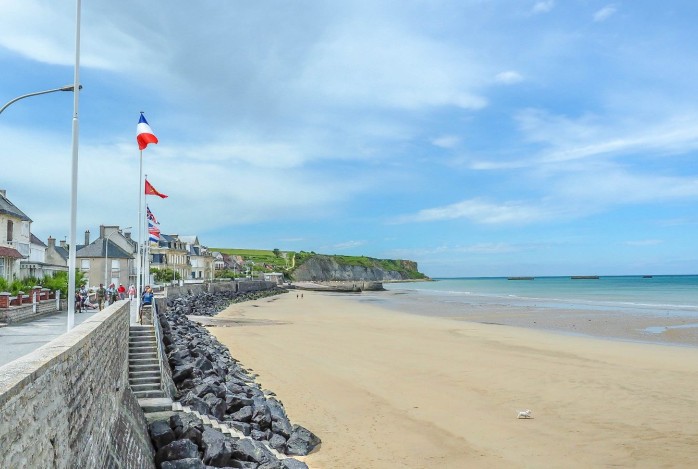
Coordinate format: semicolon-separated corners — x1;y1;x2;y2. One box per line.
99;225;106;239
84;230;90;246
48;237;56;249
0;189;6;198
124;231;132;240
60;240;67;249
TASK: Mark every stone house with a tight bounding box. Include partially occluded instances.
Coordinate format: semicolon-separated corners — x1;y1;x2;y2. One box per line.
149;233;191;281
44;237;69;270
0;189;31;282
211;251;225;271
76;226;136;289
179;235;214;281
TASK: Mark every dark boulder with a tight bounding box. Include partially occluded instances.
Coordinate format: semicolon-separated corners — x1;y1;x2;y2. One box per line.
200;427;233;467
155;439;200;467
285;425;321;456
280;459;309;469
161;458;205;469
268;434;286;452
230;405;253;423
149;419;176;450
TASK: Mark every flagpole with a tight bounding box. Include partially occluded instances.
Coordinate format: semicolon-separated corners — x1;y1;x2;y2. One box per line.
141;174;150;288
136;152;143;320
67;0;81;332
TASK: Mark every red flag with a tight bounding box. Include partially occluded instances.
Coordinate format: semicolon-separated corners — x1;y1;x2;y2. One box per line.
144;179;168;199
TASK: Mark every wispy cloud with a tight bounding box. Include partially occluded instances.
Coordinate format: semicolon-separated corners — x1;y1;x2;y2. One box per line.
625;239;663;247
494;70;524;85
393;198;552;225
432;135;461;149
594;5;617;22
330;240;367;250
532;1;555;14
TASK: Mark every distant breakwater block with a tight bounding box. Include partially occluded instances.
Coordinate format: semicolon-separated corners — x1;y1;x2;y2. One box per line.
152;291;319;467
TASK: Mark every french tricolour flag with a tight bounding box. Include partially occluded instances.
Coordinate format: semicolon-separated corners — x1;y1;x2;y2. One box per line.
137;113;159;150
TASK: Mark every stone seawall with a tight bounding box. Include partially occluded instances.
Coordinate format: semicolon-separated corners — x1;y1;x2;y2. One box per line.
164;279;278;299
0;301;154;468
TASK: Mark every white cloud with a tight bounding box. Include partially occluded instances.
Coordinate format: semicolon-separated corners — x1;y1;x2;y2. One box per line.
514;109;698;164
297;20;488;111
494;71;524;85
394;198;552;225
432;135;461;149
594;5;617;22
625;240;663;247
532;1;555;14
330;240;366;250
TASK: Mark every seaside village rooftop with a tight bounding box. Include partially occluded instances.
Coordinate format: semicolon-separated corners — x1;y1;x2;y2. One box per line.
0;188;249;292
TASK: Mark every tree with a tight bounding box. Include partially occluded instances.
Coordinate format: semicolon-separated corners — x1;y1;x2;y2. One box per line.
151;268;180;283
273;248;281;258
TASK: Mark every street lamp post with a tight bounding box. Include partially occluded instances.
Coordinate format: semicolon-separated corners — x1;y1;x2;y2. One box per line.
104;227;131;287
0;85;82;115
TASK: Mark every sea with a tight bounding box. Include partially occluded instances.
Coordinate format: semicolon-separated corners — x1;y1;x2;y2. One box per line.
354;275;698;347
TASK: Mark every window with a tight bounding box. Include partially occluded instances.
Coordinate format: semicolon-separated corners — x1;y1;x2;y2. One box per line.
7;220;13;242
0;258;4;278
81;259;90;271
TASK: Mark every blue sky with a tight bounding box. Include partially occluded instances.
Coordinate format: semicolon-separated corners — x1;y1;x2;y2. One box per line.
1;1;697;278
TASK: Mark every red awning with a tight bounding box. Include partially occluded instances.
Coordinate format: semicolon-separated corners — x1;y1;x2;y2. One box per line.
0;246;24;258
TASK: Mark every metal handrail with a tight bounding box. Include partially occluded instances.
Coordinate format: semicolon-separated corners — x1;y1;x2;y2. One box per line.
150;298;167;396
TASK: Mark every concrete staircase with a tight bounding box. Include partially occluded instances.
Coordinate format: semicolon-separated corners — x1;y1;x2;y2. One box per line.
128;324;172;412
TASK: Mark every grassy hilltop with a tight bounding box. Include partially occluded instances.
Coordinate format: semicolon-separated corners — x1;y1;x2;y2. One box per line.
209;248;427;280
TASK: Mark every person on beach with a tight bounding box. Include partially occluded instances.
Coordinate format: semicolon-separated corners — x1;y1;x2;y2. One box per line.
96;283;106;310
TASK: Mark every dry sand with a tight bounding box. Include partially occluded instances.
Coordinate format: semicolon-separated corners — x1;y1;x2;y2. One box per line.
206;290;698;468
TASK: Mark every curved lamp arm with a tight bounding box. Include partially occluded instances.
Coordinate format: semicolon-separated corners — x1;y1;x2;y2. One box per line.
0;84;82;115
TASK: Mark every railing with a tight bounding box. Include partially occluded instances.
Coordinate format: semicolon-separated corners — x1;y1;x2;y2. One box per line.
150;298;168;397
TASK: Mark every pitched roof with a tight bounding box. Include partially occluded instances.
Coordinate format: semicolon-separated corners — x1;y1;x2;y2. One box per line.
0;192;32;222
53;246;69;261
0;246;24;258
76;239;134;259
30;233;47;247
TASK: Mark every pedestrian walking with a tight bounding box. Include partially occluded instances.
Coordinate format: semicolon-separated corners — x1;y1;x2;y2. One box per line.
96;283;106;310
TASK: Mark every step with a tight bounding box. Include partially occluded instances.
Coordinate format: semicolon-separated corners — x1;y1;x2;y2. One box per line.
128;342;158;352
129;365;160;373
129;352;157;359
134;389;165;399
129;336;155;343
131;383;162;392
130;330;155;336
138;397;173;413
129;358;160;366
129;373;161;383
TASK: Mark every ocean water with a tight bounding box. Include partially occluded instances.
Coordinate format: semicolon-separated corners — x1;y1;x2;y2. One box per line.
382;275;698;316
349;275;698;346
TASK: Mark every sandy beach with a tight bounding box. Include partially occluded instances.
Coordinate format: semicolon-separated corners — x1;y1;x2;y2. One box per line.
206;290;698;468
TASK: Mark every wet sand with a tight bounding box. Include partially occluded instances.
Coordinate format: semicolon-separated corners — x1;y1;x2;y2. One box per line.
207;290;698;468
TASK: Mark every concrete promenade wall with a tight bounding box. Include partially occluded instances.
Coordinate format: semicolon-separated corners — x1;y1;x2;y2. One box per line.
0;301;154;469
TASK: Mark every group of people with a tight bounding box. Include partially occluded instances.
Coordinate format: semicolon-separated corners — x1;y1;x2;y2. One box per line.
75;283;138;312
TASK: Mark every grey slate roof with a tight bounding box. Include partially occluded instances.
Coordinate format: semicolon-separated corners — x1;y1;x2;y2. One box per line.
0;193;32;222
76;239;134;259
54;246;69;261
30;233;47;247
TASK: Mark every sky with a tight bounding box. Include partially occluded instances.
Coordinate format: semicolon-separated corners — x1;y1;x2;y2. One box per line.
1;1;697;278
